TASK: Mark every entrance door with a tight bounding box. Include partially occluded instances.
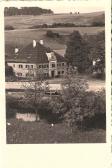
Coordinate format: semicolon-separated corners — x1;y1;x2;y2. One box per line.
51;70;55;78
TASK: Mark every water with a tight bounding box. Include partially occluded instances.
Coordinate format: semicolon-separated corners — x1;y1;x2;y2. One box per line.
16;113;36;122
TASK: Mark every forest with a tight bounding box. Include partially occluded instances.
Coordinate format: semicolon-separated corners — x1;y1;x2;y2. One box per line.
4;7;53;16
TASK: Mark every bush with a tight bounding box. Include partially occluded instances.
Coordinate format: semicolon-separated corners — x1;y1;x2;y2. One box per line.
91;21;105;27
76;89;106;129
6;96;19;118
46;30;60;38
5;25;15;30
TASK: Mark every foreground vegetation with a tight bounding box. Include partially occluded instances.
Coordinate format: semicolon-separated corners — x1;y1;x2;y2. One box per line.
6;119;105;144
6;72;106;143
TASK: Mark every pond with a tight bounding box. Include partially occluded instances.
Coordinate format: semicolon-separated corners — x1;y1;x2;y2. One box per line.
16;113;36;122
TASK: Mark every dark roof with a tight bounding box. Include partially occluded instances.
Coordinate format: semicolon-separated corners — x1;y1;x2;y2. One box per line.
5;44;16;59
5;42;66;63
18;42;50;63
54;51;65;62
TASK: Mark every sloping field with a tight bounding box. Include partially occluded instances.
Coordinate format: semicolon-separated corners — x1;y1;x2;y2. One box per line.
5;12;104;29
5;27;104;50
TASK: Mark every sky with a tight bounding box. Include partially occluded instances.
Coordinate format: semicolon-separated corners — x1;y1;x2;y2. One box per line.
14;0;106;14
29;0;105;13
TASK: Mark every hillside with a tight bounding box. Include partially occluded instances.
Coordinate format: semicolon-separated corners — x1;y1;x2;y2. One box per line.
5;11;104;29
5;11;105;53
5;27;104;51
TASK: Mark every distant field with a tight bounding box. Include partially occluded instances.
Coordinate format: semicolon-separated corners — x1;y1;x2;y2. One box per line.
5;27;104;50
5;11;105;50
5;12;104;29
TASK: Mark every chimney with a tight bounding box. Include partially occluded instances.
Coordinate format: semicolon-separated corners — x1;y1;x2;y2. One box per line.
39;40;44;45
33;40;36;48
93;60;96;66
15;48;19;54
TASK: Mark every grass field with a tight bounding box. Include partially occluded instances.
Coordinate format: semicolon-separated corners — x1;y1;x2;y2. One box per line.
5;12;104;29
5;11;105;49
5;27;104;50
6;118;106;144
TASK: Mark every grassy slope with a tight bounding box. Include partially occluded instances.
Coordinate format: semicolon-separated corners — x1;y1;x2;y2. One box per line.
5;27;104;50
5;11;105;50
6;119;106;144
5;12;104;29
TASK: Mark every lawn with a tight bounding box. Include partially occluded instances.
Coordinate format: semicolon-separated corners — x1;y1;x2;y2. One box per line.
6;118;106;144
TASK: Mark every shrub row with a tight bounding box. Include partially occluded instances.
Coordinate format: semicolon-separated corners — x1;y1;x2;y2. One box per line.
5;25;15;30
29;22;104;29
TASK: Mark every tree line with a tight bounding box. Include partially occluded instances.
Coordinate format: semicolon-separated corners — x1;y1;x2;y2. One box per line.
4;7;53;16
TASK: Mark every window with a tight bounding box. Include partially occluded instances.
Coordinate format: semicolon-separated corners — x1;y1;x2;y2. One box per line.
43;65;46;68
43;64;49;68
26;73;34;77
62;71;64;74
57;63;61;67
17;73;22;77
31;65;33;69
44;73;49;77
26;73;29;77
52;63;55;68
19;64;23;68
26;65;30;69
62;63;65;66
39;65;42;68
58;71;60;75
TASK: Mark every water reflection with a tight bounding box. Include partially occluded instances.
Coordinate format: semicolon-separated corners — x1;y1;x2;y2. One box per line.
16;113;36;122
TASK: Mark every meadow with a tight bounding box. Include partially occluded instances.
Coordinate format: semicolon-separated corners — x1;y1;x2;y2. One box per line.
5;11;104;29
5;27;104;50
5;12;105;50
7;118;105;144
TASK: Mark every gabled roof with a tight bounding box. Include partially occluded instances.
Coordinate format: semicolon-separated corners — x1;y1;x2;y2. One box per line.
18;42;50;63
5;42;66;63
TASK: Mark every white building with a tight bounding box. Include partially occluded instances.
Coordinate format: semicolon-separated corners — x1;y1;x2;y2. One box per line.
5;40;66;78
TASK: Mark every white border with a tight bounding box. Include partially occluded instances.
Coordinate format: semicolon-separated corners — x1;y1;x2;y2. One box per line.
0;1;111;168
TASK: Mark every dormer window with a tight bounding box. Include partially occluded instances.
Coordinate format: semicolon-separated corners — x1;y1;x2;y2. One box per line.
52;63;55;68
51;52;55;60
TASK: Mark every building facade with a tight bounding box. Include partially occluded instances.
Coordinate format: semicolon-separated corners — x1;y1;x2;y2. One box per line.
5;40;66;78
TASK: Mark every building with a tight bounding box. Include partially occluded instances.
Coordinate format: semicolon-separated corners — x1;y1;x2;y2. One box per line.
5;40;66;78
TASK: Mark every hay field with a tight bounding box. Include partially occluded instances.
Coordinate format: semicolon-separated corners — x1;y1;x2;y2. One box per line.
5;11;104;29
5;27;104;50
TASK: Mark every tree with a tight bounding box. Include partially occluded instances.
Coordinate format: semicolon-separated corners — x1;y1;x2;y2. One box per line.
61;66;105;130
61;66;88;128
5;62;15;77
88;31;105;77
46;30;54;37
4;7;53;16
65;31;90;73
22;67;49;122
5;25;15;30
